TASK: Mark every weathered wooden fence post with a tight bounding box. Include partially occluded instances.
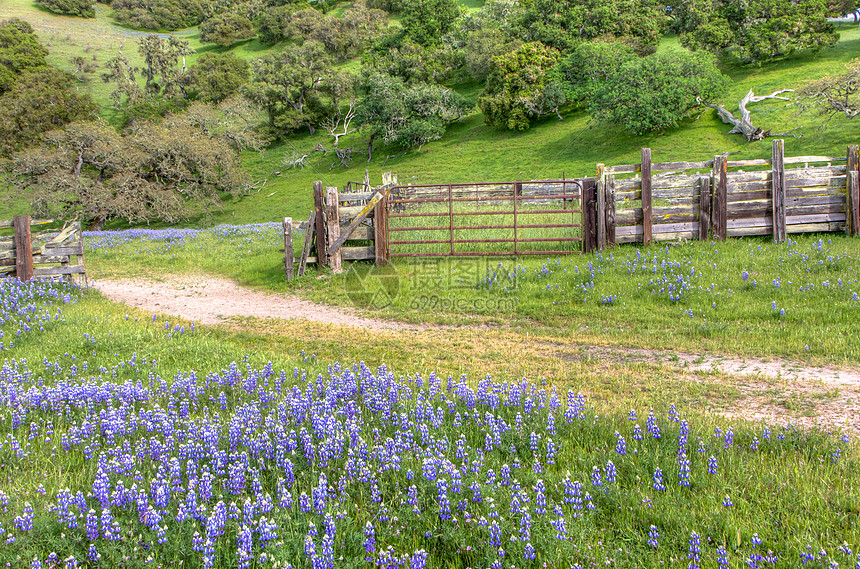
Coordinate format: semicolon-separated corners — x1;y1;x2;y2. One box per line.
712;155;728;240
313;181;327;267
325;187;342;273
298;211;315;276
582;179;597;253
698;176;711;240
374;191;389;265
641;148;653;245
596;164;606;250
848;145;859;236
13;215;33;282
606;173;616;247
283;217;294;281
771;139;787;242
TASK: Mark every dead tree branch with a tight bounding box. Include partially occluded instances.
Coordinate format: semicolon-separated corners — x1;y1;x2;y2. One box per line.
699;89;795;142
321;104;359;147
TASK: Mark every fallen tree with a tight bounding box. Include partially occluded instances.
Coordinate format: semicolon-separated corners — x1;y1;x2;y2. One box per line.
699;89;795;141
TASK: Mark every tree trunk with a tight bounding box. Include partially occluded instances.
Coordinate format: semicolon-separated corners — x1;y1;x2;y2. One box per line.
366;133;375;163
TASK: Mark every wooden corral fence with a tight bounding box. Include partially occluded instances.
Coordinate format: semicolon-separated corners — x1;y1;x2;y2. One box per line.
594;140;860;250
0;216;87;283
283;141;860;278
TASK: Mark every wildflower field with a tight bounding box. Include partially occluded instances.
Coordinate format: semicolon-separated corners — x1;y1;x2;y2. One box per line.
0;227;857;568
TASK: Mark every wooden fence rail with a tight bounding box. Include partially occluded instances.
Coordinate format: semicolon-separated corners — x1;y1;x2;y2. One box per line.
0;216;87;283
284;142;859;279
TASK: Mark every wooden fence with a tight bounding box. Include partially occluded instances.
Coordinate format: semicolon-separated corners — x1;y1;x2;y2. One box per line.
0;216;87;283
593;140;859;250
284;141;860;278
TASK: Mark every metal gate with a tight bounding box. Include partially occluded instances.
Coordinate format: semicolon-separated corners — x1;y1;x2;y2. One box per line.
386;179;587;258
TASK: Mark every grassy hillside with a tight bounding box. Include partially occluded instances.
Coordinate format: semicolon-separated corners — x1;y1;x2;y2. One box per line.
1;0;860;226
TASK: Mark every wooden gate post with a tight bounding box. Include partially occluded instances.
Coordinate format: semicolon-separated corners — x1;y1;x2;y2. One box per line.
13;215;33;282
596;164;606;250
313;181;327;267
283;217;294;281
641;148;653;245
582;179;597;253
847;145;859;236
374;191;389;265
712;155;728;240
325;187;342;273
606;174;616;246
771;139;787;242
698;177;711;240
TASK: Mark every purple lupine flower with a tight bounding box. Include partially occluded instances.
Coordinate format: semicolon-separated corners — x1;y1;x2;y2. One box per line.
688;531;701;568
717;546;729;569
615;432;627;455
605;460;617;484
708;455;718;474
678;454;691;487
652;468;666;491
647;525;659;548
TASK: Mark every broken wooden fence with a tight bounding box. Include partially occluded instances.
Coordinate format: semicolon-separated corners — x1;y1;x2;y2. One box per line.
0;216;87;283
283;173;396;280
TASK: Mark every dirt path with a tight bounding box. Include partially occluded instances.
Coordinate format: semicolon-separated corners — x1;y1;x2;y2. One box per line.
92;276;424;331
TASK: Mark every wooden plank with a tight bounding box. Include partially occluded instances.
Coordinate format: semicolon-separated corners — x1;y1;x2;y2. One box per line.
343;246;376;261
298;211;316;276
606;174;616;246
34;245;83;256
641;149;652;245
325;187;342;273
651;160;713;171
616;210;697;225
784;155;844;165
596;164;606;250
727;159;771;167
338;192;375;203
313;181;327;267
339;224;374;240
616;222;698;237
699;176;711;240
772;139;786;243
284;217;294;281
0;219;12;229
582;179;597;252
714;155;728;240
32;265;86;276
374;192;389;265
848;145;859;236
849;170;860;236
32;255;71;264
605;164;638;174
14;215;33;281
329;192;383;255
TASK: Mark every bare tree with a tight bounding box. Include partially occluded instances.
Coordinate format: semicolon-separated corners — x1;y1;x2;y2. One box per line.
797;60;860;119
320;103;359;146
699;89;795;141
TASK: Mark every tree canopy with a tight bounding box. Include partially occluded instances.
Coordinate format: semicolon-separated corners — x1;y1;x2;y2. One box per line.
110;0;206;30
588;50;728;134
182;52;250;103
8;103;254;229
519;0;667;53
35;0;95;17
0;19;48;94
199;13;257;46
0;67;96;157
680;0;838;63
477;42;567;131
355;71;471;159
